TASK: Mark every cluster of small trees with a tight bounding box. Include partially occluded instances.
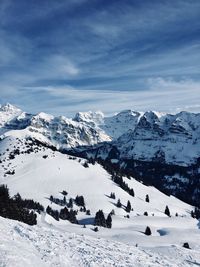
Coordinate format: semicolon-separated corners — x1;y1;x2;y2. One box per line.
0;185;38;225
191;207;200;219
110;192;116;199
49;195;68;206
13;193;44;213
47;192;88;224
111;175;135;197
94;210;112;228
75;195;85;206
46;206;78;224
49;194;86;209
116;198;132;213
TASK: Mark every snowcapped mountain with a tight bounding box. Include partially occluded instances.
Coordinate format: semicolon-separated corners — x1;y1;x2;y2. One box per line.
0;103;200;266
2;103;200;166
0;103;200;207
0;103;111;149
74;109;200;165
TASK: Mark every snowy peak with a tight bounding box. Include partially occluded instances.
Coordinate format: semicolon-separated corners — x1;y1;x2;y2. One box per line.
102;110;142;139
0;103;23;133
0;103;21;113
74;111;104;125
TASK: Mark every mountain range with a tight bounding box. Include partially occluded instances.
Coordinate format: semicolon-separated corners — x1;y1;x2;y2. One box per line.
1;103;199;207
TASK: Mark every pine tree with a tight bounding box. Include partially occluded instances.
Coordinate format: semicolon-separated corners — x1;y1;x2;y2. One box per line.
59;207;69;220
75;195;85;206
144;211;148;216
69;209;78;224
110;192;116;199
68;198;73;208
164;205;170;217
145;194;149;203
116;199;122;208
144;226;151;236
94;210;107;227
106;214;112;228
86;209;91;215
125;200;131;213
129;188;135;197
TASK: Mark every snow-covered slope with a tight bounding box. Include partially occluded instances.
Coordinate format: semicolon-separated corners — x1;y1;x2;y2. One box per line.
0;135;199;243
1;216;200;267
0;134;193;218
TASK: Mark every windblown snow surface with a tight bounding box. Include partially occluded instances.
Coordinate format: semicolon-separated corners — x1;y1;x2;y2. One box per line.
0;132;200;266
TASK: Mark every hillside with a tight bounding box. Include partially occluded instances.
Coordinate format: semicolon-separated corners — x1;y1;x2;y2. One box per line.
0;103;200;266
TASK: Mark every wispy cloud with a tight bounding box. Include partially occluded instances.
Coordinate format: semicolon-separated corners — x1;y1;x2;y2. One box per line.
10;77;199;116
0;0;199;114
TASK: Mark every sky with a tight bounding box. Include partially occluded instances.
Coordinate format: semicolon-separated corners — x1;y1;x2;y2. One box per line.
0;0;200;116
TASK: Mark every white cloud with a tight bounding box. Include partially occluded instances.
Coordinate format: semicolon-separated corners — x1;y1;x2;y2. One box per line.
25;78;200;116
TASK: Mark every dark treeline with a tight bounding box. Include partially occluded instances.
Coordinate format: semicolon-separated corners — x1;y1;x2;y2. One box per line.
111;174;135;197
0;185;41;225
46;206;78;224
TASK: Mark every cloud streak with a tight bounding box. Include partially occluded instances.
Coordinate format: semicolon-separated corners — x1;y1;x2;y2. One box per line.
0;0;199;114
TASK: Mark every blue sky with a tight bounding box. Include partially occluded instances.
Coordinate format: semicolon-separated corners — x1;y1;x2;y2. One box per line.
0;0;200;116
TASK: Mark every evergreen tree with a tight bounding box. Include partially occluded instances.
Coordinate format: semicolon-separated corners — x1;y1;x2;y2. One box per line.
110;192;116;199
125;200;131;213
69;209;78;224
86;209;91;215
129;188;135;197
106;214;112;228
94;210;107;227
59;207;69;220
145;194;149;203
0;184;9;201
144;226;151;236
68;198;73;208
144;211;148;216
116;199;122;208
164;205;170;216
75;195;85;206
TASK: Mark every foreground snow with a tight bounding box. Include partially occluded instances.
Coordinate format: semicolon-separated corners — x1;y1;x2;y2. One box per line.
0;216;200;267
0;132;200;266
